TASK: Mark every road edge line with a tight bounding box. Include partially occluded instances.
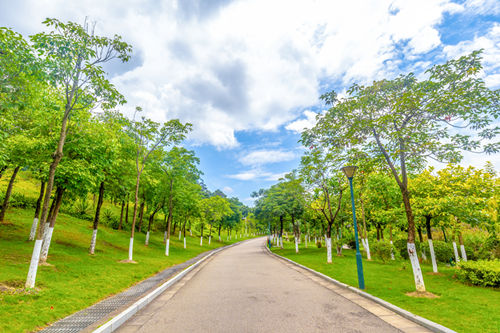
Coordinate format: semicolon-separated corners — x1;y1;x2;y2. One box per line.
93;240;247;333
265;244;456;333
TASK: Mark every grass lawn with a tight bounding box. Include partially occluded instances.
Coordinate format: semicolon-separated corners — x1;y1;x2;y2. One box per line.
272;242;500;333
0;207;254;333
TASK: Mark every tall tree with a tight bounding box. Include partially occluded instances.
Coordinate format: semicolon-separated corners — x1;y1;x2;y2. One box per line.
26;18;132;288
307;51;499;291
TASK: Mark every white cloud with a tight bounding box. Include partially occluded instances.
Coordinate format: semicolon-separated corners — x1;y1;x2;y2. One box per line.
226;169;287;181
239;149;296;166
285;110;319;134
443;23;500;88
3;0;475;148
222;186;234;194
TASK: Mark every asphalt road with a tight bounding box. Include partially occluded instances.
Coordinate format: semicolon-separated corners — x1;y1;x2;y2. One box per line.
117;238;428;332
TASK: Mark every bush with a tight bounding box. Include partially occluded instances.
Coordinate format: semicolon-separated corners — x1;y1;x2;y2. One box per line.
316;241;322;248
370;241;394;263
457;259;500;287
8;192;37;209
421;240;454;263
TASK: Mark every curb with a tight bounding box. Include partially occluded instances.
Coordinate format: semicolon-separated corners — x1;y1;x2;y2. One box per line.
93;240;247;333
265;245;456;333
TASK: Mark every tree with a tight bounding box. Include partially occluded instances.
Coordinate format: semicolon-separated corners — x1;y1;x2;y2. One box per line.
300;147;346;262
308;51;499;291
125;110;191;261
26;18;132;288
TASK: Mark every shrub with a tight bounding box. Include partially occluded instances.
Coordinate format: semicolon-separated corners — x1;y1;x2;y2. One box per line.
457;259;500;287
370;241;394;263
421;240;454;263
316;241;322;248
9;192;37;209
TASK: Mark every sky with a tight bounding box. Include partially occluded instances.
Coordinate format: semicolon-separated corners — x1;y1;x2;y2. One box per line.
1;0;499;206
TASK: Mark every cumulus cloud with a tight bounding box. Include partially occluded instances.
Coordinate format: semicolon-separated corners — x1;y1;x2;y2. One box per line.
443;23;500;88
285;110;319;134
1;0;475;148
227;169;286;181
239;149;296;166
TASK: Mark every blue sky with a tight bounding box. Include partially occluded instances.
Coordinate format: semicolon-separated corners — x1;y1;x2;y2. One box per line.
1;0;499;206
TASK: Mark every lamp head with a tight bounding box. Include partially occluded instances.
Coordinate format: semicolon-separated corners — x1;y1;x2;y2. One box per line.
342;166;358;179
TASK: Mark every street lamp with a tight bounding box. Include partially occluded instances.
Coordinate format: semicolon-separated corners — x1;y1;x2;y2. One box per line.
342;165;365;290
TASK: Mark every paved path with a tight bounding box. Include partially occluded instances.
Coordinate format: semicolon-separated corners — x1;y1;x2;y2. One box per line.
117;238;430;333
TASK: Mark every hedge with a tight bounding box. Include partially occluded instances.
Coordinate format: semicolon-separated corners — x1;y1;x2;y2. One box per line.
458;259;500;288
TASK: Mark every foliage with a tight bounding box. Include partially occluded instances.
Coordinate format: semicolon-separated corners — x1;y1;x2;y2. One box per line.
370;241;394;263
421;240;454;263
458;259;500;287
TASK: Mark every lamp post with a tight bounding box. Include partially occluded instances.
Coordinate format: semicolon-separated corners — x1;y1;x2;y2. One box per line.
342;166;365;290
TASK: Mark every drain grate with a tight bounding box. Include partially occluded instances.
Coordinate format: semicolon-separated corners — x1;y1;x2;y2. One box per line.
42;251;211;332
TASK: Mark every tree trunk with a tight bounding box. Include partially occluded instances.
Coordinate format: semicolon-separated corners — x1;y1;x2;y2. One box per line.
279;215;284;249
183;218;187;249
389;225;395;260
208;223;212;245
165;179;173;256
200;224;204;246
376;225;381;241
425;216;437;272
125;194;130;226
118;200;125;230
40;187;65;263
452;239;460;264
401;186;425;292
218;225;222;241
89;181;105;255
441;227;448;242
29;181;46;240
145;207;159;246
417;226;424;243
458;230;467;262
127;173;141;261
137;199;145;232
163;214;168;243
0;165;21;223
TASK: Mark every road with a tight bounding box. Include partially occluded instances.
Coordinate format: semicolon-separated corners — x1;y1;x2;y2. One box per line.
117;238;430;332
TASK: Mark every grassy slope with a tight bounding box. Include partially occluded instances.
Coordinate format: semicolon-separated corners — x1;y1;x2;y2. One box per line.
0;171;255;333
272;243;500;333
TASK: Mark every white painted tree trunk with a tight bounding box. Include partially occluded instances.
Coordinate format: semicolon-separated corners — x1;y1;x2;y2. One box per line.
25;239;43;288
421;248;427;260
29;218;38;241
128;238;134;261
209;236;211;244
361;238;366;248
428;240;438;273
305;236;308;248
89;229;98;255
365;238;371;260
390;240;395;260
165;239;170;256
145;231;150;246
295;237;299;253
184;237;186;249
326;237;332;263
179;231;181;240
280;236;283;248
452;241;460;264
460;244;467;262
200;236;203;246
40;226;54;262
219;235;221;241
407;243;425;292
164;231;167;243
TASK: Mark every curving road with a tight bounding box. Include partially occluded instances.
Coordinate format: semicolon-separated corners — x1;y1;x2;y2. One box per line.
117;238;430;332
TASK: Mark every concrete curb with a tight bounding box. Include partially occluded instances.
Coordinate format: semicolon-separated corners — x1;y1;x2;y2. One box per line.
93;240;247;333
265;245;456;333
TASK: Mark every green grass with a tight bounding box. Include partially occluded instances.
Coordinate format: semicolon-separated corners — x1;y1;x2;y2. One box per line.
272;242;500;333
0;207;254;333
